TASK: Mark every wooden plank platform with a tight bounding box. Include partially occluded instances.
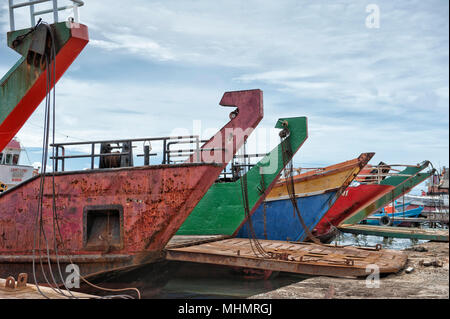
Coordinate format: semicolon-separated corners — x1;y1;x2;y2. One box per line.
339;225;449;242
0;278;96;299
165;238;407;278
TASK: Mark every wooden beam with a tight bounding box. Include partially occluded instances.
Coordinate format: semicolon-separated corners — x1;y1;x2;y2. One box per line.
339;224;449;242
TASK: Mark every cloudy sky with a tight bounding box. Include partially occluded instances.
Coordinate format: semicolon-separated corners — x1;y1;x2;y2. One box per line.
0;1;448;187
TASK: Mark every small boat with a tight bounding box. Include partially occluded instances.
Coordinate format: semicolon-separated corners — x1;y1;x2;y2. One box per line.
396;194;449;213
176;116;308;236
361;206;424;226
395;167;449;214
384;201;412;213
236;153;374;242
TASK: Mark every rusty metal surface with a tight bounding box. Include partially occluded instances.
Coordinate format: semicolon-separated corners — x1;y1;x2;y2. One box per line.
165;238;408;277
0;163;220;255
188;89;264;165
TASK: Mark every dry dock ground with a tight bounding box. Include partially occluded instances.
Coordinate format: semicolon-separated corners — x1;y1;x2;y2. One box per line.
250;242;449;299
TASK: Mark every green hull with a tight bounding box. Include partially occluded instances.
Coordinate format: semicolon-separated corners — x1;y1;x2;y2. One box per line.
1;23;72;124
342;162;434;225
177;116;308;235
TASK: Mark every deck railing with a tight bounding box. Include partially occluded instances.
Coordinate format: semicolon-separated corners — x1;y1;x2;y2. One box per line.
49;135;271;182
50;135;203;172
8;0;84;31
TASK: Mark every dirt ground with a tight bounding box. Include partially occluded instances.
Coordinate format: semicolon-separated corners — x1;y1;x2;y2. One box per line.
250;242;449;299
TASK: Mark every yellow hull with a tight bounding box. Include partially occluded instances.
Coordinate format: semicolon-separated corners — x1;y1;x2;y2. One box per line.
267;153;374;200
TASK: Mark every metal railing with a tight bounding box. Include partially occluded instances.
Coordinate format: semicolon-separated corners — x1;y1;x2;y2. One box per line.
217;152;270;182
166;139;208;164
8;0;84;31
50;135;203;172
48;135;272;181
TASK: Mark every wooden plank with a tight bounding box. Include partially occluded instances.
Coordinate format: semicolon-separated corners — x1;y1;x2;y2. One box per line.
0;278;96;299
165;238;407;278
339;225;449;242
165;235;230;249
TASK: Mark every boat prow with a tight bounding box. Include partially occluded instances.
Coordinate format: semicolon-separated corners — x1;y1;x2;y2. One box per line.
0;89;264;283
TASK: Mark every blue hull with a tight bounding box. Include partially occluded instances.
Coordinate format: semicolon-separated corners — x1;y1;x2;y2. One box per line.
364;207;424;226
236;191;338;242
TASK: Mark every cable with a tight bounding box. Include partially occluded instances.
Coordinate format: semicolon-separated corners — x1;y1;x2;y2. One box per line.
31;21;140;300
279;126;323;245
237;141;272;259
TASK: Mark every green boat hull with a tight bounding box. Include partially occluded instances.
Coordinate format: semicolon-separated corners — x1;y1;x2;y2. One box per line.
177;116;308;235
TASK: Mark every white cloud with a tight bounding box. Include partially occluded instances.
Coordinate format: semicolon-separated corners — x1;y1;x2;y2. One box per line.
1;0;448;172
90;35;175;62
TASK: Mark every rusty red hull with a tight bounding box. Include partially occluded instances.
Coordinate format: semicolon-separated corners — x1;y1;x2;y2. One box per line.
0;164;219;278
0;89;264;282
312;184;395;242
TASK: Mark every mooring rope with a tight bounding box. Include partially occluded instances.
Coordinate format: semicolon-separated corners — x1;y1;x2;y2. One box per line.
279;122;323;245
30;21;140;300
238;141;272;259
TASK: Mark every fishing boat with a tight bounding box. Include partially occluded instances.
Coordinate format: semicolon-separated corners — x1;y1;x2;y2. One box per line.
398;194;449;211
0;89;264;283
395;167;449;215
340;161;435;226
312;161;434;243
0;138;36;193
383;201;412;213
361;206;424;226
0;91;264;283
236;153;374;241
0;2;265;283
176;116;308;236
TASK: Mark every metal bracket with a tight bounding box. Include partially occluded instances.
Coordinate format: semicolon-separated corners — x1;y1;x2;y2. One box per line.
28;23;48;56
17;273;28;288
4;276;15;289
27;24;49;70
